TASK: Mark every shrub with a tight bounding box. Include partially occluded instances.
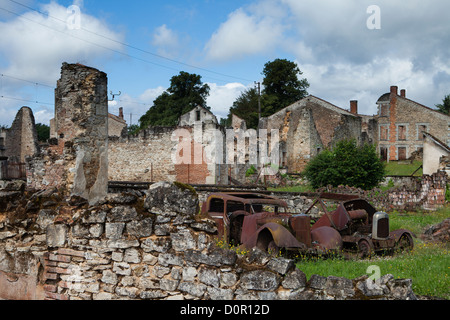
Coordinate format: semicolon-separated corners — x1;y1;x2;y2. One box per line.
304;140;385;190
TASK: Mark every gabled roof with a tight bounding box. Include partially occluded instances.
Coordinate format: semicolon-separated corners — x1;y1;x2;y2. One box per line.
423;132;450;153
267;95;358;119
376;91;450;119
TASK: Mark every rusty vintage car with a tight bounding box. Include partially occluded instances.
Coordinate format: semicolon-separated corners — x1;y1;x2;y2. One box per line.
305;193;415;257
202;192;343;254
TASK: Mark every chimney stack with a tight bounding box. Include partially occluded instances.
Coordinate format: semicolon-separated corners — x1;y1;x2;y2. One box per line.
400;89;406;98
390;86;398;96
350;100;358;115
119;107;124;119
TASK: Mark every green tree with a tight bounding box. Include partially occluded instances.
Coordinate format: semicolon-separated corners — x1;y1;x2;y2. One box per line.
435;94;450;115
139;72;210;128
35;123;50;142
262;58;310;113
304;140;385;190
224;58;310;128
227;88;260;129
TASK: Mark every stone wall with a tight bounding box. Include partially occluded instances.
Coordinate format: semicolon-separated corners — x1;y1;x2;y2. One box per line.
318;171;448;212
108;127;219;185
2;107;40;162
27;63;109;205
0;182;418;301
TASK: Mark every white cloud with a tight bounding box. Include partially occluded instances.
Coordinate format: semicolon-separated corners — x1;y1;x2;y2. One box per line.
206;82;249;119
302;57;444;116
204;0;450;113
0;1;124;85
152;24;181;58
204;4;287;61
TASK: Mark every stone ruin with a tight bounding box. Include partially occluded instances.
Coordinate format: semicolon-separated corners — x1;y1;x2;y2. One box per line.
0;181;419;301
0;62;440;301
27;63;108;206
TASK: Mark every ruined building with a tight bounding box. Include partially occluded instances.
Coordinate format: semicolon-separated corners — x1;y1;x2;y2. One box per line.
28;63;109;205
0;106;39;162
5;63;450;190
376;86;450;161
259;95;374;173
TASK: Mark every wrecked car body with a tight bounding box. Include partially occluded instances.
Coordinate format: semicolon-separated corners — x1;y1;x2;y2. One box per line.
202;192;342;254
306;193;415;257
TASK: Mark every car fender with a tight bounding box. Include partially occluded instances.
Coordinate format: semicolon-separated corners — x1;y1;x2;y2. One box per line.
243;222;306;249
390;229;416;242
311;226;343;251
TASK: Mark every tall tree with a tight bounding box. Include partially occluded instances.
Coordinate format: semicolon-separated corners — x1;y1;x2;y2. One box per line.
139;72;210;128
224;58;310;128
262;58;310;113
436;94;450;115
35;123;50;142
226;88;260;129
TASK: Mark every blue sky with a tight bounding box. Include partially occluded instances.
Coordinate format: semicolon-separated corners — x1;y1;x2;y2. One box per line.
1;0;450;127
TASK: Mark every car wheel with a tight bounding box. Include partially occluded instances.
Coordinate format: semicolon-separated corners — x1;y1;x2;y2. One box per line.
397;233;414;253
357;238;374;259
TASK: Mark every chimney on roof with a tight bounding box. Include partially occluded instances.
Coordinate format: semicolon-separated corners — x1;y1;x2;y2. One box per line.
390;86;398;96
119;107;124;119
400;89;406;98
350;100;358;115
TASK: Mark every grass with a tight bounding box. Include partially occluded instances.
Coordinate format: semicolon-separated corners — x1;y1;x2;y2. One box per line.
384;160;423;176
295;206;450;299
267;185;314;193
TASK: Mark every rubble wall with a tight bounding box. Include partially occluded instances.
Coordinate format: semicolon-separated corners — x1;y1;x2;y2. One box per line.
0;182;418;301
27;63;109;205
318;171;448;212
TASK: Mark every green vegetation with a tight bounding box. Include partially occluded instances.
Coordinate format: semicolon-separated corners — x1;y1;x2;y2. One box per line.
245;165;257;177
139;71;210;128
224;58;309;129
384;160;423;176
267;184;314;193
303;140;386;190
296;207;450;299
436;94;450;115
35;123;50;142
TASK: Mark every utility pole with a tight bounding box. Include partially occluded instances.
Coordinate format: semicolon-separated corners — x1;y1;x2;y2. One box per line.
255;81;261;126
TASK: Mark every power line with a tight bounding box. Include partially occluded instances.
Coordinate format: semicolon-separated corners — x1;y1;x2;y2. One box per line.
6;0;254;83
1;73;54;89
0;95;54;106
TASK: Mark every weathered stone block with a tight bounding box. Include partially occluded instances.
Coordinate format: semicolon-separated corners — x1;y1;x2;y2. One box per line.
240;270;281;291
46;225;67;247
199;267;220;288
105;223;125;240
108;206;138;222
282;269;307;290
126;217;153;238
267;257;295;275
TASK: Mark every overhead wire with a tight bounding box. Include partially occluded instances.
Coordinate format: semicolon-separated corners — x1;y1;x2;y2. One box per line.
0;1;255;122
5;0;254;83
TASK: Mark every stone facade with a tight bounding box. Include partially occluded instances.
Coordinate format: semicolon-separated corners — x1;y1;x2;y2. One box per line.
0;106;39;162
108;125;224;185
0;181;419;301
178;105;218;127
260;95;365;173
108;108;127;138
27;63;109;205
376;86;450;161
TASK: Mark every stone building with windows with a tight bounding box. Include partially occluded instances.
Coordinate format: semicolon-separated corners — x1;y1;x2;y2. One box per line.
376;86;450;162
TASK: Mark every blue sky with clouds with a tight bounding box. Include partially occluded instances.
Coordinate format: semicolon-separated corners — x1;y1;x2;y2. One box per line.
1;0;450;127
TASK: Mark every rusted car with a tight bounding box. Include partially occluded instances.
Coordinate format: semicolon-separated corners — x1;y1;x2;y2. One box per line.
305;193;415;257
202;192;343;254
